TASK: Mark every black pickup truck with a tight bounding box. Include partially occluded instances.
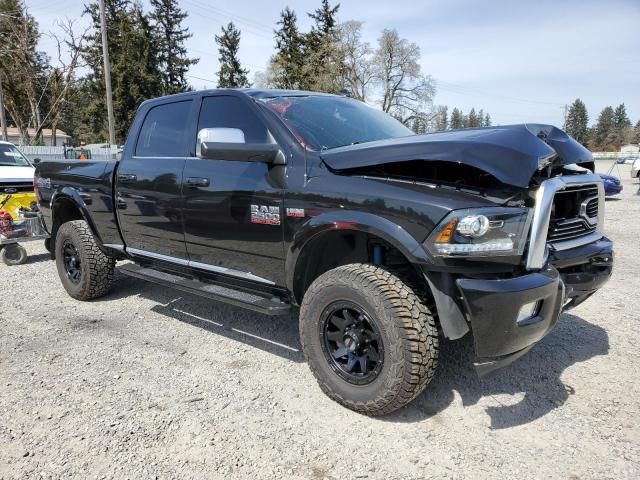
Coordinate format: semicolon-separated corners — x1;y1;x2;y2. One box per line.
34;89;613;415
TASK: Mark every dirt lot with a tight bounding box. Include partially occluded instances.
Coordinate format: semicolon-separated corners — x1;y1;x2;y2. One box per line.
1;161;638;480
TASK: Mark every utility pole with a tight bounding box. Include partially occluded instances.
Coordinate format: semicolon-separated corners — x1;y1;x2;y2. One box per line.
99;0;116;148
0;75;8;142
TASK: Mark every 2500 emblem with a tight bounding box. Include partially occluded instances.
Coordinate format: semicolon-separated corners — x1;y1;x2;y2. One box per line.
251;204;280;225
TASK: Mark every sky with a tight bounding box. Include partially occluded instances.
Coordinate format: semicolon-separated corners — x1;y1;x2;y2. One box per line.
25;0;640;127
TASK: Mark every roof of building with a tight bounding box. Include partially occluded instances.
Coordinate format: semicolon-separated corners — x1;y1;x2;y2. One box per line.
5;127;70;138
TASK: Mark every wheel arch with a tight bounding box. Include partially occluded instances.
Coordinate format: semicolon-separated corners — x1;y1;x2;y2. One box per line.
49;187;103;258
286;210;433;306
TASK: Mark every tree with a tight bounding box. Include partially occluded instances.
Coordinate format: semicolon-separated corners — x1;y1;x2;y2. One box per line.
338;20;374;101
81;0;163;143
450;107;463;129
302;0;343;92
468;107;478;127
149;0;198;94
214;22;250;88
269;7;305;89
434;105;448;131
592;106;615;150
484;113;492;127
633;120;640;144
0;0;50;144
613;103;631;130
373;29;435;125
564;98;589;145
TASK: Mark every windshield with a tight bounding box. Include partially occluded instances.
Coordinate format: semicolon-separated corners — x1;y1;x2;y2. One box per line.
0;144;31;167
259;95;413;150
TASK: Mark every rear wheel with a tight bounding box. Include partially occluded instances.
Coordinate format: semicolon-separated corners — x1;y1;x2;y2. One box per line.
299;263;439;415
55;220;115;300
1;244;28;266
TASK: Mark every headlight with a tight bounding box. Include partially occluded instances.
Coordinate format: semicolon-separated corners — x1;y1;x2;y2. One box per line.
424;207;532;257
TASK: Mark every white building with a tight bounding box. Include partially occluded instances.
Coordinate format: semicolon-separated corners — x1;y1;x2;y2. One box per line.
5;127;71;146
620;144;639;154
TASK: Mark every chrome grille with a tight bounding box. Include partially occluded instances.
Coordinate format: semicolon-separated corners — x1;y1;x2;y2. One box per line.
585;197;598;217
546;184;599;243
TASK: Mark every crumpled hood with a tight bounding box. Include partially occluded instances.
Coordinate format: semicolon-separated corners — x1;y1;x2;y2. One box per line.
0;165;35;183
320;124;593;188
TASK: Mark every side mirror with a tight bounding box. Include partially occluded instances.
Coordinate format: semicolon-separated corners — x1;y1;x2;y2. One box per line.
32;158;41;165
197;128;282;164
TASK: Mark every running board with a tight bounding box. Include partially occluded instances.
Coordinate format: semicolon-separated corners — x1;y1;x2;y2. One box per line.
118;263;291;316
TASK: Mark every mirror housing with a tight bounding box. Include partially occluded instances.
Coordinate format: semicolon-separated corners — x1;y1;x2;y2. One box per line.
32;158;41;165
197;127;282;164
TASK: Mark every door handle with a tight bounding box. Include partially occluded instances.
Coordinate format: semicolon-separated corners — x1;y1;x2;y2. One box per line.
186;177;210;188
118;173;137;184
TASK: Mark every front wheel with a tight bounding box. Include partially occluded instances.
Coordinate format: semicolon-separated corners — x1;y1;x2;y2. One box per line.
299;264;439;416
54;220;115;300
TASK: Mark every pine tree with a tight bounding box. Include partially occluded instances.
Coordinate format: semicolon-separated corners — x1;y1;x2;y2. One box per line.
300;0;342;92
215;22;250;88
468;108;478;127
450;108;463;129
633;120;640;144
81;0;163;143
484;113;491;127
270;8;305;89
477;109;484;127
149;0;199;94
592;106;615;149
613;103;631;130
564;98;589;145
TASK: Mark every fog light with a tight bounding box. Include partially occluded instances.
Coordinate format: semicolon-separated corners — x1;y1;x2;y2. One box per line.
516;301;540;325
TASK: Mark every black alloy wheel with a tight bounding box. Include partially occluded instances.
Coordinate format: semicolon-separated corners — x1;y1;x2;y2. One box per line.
62;240;82;283
321;301;384;385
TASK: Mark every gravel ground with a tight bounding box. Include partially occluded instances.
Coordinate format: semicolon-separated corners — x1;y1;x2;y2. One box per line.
1;161;638;480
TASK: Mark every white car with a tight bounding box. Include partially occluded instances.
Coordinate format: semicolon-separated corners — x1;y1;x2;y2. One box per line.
631;157;640;180
0;141;35;189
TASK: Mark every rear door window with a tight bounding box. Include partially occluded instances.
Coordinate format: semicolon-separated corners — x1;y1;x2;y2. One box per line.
135;100;192;157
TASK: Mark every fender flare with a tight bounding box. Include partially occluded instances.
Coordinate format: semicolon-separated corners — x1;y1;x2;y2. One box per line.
285;210;432;300
50;187;104;247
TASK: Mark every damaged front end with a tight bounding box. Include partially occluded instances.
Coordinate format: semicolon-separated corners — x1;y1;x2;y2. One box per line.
322;124;612;375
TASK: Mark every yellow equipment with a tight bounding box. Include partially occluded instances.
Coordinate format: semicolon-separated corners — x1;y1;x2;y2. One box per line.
0;192;37;219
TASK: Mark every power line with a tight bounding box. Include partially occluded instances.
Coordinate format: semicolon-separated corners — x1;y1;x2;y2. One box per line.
182;0;274;40
435;80;565;107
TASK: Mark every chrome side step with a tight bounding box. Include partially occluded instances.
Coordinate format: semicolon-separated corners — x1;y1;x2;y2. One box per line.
119;263;291;316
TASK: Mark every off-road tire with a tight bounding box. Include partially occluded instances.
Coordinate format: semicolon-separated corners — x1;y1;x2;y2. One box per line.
299;263;439;416
55;220;115;300
1;244;28;266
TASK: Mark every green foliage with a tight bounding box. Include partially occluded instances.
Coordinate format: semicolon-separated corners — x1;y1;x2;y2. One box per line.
450;108;463;129
302;0;343;92
77;0;164;143
215;22;250;88
591;106;615;149
564;98;589;146
270;7;305;89
613;103;631;130
149;0;198;94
